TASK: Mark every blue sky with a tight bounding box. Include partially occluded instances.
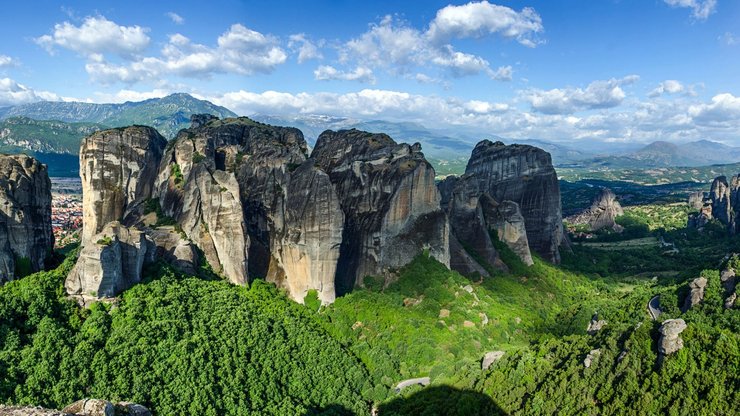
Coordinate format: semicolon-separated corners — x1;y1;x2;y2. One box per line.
0;0;739;145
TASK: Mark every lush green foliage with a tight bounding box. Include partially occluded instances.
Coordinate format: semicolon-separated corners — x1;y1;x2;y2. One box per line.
0;257;371;415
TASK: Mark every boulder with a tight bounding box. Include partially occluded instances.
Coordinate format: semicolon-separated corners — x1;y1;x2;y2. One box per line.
62;399;114;416
0;405;71;416
79;126;166;244
584;349;601;368
65;222;149;305
587;315;607;334
658;319;687;355
312;129;449;295
725;292;737;309
481;351;505;370
0;154;53;282
720;267;736;294
682;276;707;312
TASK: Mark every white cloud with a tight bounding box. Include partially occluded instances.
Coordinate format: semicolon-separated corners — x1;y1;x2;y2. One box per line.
649;80;685;97
688;93;740;127
526;75;639;114
0;77;61;106
663;0;717;20
314;65;375;83
427;1;543;47
166;12;184;25
85;24;287;84
0;55;15;68
288;34;323;63
35;15;150;58
719;32;739;46
334;12;524;82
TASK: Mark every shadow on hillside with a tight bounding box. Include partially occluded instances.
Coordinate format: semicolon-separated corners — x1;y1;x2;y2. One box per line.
377;385;507;416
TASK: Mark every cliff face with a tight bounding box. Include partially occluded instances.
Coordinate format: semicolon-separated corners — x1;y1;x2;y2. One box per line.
79;126;166;244
312;129;449;294
463;140;564;263
566;188;624;232
688;174;740;232
440;140;563;273
0;154;53;282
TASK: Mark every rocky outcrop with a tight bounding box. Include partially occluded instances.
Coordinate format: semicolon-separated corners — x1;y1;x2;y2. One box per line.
688;191;704;210
688;174;740;232
483;199;533;266
79;126;166;244
682;276;707;312
658;319;687;356
567;188;624;232
65;222;150;305
440;140;563;273
0;400;150;416
0;154;53;282
481;351;505;370
587;314;607;334
584;349;601;368
312;129;449;294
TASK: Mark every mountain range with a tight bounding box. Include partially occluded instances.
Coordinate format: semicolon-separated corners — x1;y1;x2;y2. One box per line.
2;93;740;177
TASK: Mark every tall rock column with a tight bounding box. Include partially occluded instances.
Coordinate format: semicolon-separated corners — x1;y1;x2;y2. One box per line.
0;154;53;282
67;126;166;303
79;126;167;243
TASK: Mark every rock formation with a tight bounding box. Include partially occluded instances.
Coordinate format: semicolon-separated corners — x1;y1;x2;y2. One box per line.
439;140;563;274
688;174;740;232
658;319;687;356
584;349;601;368
481;351;505;370
567;188;624;232
682;276;707;312
587;314;607;334
0;154;53;282
0;400;150;416
312;129;449;295
65;222;150;305
688;191;704;210
79;126;166;244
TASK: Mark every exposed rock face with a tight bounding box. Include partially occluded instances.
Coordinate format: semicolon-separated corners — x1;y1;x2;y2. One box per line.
79;126;166;244
726;292;737;309
0;405;70;416
147;227;199;276
682;276;707;312
481;351;505;370
65;222;149;305
709;176;732;225
0;154;53;282
688;174;740;232
587;314;607;334
584;349;601;368
688;191;704;210
461;140;563;263
62;399;113;416
440;140;562;273
483;198;533;266
312;130;449;294
567;188;624;232
658;319;687;356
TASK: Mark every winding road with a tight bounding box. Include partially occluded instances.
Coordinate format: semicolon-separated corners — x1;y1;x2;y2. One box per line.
648;295;662;320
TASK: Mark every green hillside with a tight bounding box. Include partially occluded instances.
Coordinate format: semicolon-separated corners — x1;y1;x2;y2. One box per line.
0;117;105;154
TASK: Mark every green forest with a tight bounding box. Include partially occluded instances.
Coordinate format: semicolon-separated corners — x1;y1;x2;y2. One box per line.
1;211;738;415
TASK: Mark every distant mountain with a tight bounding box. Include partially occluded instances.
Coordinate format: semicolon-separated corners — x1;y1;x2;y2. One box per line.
0;116;105;154
251;114;598;176
0;93;236;139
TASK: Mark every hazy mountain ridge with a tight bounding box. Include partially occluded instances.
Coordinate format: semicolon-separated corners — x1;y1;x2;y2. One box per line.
0;93;236;139
0;116;106;154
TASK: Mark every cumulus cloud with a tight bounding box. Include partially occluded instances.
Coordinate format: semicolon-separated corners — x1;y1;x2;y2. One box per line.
688;93;740;127
85;24;287;84
525;75;639;114
427;1;543;47
314;65;375;83
334;9;530;82
663;0;717;20
35;15;150;58
649;80;685;97
0;77;60;106
166;12;184;25
288;34;323;63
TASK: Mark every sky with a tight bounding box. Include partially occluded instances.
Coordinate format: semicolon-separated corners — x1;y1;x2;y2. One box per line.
0;0;739;145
